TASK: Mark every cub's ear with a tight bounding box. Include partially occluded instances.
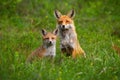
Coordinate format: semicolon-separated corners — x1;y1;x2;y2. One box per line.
54;10;62;19
53;29;58;35
41;29;47;36
67;9;75;18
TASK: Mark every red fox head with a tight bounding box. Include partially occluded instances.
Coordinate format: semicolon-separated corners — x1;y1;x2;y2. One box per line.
41;29;58;46
54;10;75;30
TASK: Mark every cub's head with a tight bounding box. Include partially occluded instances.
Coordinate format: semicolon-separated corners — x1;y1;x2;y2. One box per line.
54;10;75;30
41;29;58;46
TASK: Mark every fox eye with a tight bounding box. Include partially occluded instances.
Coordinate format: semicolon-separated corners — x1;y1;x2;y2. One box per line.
66;20;70;23
45;38;49;40
52;37;55;40
58;21;63;24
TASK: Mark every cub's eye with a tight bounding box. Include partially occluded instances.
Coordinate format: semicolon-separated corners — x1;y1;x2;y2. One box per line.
45;38;49;40
52;37;55;40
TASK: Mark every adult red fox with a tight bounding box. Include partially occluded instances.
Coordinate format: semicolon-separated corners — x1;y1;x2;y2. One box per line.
26;29;58;62
54;10;86;58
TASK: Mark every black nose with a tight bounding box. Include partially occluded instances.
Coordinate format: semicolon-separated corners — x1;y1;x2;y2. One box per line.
62;25;65;28
49;41;52;44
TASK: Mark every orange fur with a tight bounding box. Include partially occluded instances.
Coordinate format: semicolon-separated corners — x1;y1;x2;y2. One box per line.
26;29;58;63
58;16;73;25
54;10;85;58
26;46;46;62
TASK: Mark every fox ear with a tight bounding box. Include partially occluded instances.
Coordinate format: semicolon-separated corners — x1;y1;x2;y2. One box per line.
53;29;58;35
41;29;47;36
54;10;62;19
67;9;75;18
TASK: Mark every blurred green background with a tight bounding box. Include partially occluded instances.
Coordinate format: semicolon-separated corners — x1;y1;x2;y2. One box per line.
0;0;120;80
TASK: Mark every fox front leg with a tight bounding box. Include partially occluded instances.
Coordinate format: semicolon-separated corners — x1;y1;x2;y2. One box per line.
67;39;75;49
60;44;66;53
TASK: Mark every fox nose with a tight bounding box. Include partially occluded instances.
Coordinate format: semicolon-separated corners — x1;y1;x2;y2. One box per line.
62;25;65;29
49;41;52;44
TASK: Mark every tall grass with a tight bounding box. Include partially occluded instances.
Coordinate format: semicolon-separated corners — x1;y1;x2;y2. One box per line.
0;0;120;80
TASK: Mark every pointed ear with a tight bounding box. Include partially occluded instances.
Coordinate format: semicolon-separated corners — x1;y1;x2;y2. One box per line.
54;10;62;19
53;29;58;35
41;29;47;36
67;9;75;18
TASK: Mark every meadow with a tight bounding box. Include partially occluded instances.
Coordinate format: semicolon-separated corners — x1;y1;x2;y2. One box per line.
0;0;120;80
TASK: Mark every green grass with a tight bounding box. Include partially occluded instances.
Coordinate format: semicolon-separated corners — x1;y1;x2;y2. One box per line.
0;0;120;80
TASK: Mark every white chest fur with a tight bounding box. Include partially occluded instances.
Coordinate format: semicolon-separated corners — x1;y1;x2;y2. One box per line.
59;29;76;49
44;45;56;57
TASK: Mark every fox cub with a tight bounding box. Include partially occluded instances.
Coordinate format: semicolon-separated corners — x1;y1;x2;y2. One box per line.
54;9;86;58
26;29;58;62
